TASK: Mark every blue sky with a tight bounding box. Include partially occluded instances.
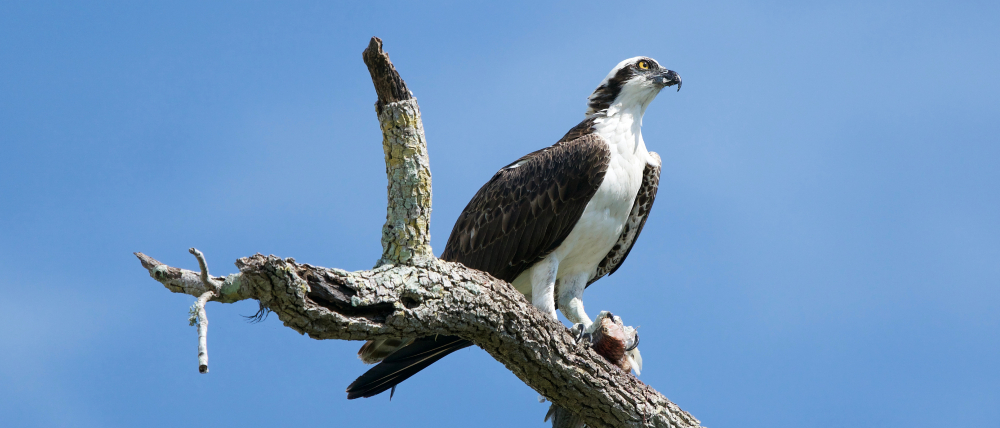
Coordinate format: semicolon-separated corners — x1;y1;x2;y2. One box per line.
1;1;997;427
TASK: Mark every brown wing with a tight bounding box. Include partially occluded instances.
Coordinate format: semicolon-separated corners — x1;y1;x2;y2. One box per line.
440;130;610;283
587;151;662;287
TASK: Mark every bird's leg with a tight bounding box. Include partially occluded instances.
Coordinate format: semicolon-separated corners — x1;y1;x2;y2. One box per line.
530;255;560;321
558;273;593;323
558;274;595;342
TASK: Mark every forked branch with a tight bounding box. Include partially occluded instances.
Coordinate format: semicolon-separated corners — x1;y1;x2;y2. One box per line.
135;37;700;428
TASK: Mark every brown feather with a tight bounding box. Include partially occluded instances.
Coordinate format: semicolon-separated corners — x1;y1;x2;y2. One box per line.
440;124;610;283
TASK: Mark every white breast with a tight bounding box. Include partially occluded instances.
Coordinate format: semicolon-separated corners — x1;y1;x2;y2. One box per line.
549;108;651;281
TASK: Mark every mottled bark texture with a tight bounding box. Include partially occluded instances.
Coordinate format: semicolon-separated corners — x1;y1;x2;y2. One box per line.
376;99;433;266
136;253;699;428
135;37;702;428
364;37;433;266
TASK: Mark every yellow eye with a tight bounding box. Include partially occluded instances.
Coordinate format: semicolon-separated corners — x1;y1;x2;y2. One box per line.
637;60;649;70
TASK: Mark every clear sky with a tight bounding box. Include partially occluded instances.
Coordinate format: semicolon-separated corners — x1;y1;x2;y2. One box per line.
1;1;997;427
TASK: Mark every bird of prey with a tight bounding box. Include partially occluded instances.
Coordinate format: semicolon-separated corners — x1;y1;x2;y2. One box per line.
347;56;681;399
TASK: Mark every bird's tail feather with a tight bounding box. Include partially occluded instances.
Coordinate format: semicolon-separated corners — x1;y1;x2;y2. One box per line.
358;337;415;364
545;404;586;428
346;335;472;399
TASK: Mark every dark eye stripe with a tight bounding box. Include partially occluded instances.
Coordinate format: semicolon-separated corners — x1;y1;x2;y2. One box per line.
587;57;658;115
587;65;634;114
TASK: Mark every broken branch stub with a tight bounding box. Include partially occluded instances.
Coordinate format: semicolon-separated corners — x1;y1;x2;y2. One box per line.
364;37;433;266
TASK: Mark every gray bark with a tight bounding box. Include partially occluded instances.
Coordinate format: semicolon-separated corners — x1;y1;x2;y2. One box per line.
364;37;433;266
134;37;702;428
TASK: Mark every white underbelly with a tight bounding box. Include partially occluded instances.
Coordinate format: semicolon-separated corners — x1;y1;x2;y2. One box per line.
510;110;651;298
553;157;642;279
510;147;646;298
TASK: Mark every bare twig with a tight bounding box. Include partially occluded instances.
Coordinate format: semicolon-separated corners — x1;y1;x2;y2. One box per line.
194;290;214;373
187;248;222;373
189;247;222;291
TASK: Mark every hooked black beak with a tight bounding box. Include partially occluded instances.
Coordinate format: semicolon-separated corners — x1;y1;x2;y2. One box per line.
657;69;682;92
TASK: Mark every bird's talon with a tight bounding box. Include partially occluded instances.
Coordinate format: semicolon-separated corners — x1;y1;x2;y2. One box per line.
570;323;586;342
625;331;640;351
570;323;595;344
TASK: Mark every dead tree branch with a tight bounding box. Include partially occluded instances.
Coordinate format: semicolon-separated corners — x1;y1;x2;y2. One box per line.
135;37;701;428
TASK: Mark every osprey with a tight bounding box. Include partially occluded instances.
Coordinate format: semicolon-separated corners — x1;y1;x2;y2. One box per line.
347;57;681;399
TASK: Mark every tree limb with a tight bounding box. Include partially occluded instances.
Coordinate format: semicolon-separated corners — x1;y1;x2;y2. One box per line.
135;37;701;428
365;37;433;266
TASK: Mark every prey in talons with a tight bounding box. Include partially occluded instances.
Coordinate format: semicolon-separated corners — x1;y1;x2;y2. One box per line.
573;311;642;375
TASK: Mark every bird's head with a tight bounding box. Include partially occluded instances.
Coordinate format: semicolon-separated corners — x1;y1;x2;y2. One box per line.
586;57;681;117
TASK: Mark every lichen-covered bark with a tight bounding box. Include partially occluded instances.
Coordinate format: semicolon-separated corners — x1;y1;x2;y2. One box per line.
377;99;433;266
361;36;433;266
136;253;700;428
